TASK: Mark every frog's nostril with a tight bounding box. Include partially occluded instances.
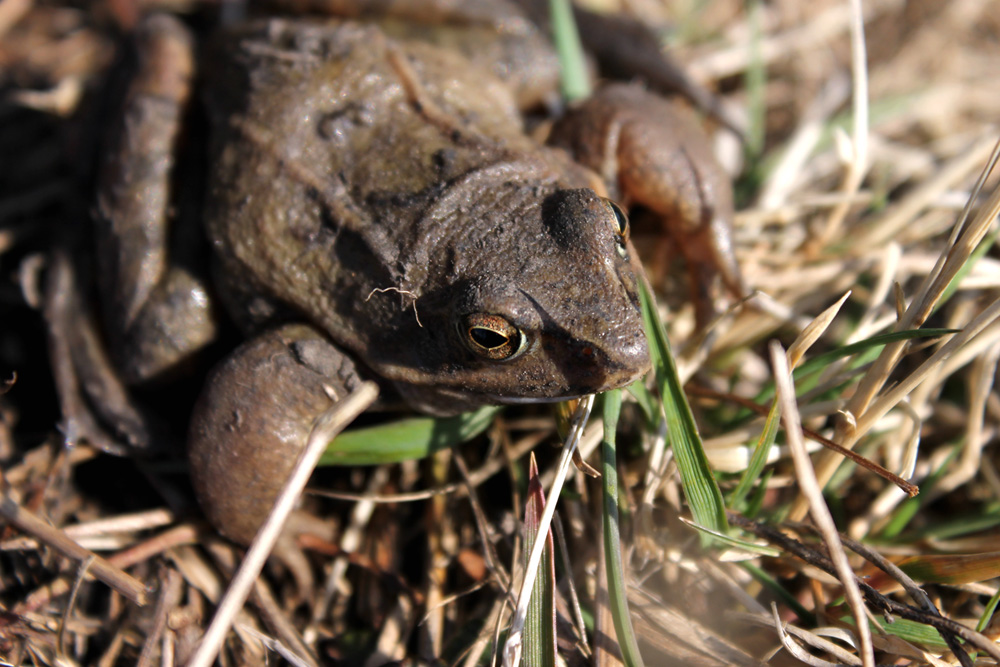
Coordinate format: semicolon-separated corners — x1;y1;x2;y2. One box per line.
606;331;651;379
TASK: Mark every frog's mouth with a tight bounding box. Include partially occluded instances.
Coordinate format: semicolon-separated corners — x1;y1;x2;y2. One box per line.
485;393;588;405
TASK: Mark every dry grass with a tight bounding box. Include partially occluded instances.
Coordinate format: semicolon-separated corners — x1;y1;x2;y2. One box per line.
1;0;999;665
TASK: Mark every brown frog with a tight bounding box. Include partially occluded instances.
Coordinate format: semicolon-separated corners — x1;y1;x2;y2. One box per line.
95;2;738;544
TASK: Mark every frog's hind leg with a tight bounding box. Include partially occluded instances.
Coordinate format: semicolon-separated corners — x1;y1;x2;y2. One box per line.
95;14;218;384
188;324;369;547
187;324;374;608
549;83;745;326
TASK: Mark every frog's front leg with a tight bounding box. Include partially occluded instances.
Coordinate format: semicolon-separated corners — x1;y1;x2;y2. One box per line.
188;324;368;546
549;83;744;325
95;14;217;383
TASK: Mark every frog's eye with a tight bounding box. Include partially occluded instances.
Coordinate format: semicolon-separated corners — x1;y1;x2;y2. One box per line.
461;314;527;361
603;198;629;258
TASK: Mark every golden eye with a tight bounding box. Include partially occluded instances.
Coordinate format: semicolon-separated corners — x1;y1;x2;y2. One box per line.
603;198;629;257
461;314;527;361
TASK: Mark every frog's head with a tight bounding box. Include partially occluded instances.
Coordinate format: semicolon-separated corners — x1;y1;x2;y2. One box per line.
405;187;651;411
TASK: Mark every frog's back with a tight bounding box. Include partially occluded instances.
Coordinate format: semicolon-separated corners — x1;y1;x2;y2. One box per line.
206;19;540;333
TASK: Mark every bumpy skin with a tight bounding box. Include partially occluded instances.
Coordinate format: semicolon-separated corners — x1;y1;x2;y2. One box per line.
204;20;649;415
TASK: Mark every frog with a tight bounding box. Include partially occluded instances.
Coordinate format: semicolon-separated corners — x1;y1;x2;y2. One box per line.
92;1;740;545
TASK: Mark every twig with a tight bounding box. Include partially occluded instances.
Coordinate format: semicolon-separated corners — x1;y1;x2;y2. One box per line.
137;568;183;667
453;451;513;595
552;512;590;656
804;526;972;667
296;534;422;605
57;554;94;658
0;495;147;605
236;625;315;667
15;523;201;615
252;577;318;666
61;508;175;538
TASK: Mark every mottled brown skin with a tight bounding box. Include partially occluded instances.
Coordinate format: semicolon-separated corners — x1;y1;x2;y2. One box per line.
204;19;648;413
97;4;739;544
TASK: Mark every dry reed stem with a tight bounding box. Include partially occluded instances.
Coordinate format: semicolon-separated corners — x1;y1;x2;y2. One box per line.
771;341;874;666
814;0;869;247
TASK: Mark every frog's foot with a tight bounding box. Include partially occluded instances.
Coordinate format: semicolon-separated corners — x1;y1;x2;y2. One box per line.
96;14;217;383
549;83;745;325
188;324;366;547
43;251;156;454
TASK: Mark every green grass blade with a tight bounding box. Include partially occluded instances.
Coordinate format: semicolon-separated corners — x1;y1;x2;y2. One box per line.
626;379;659;431
794;328;958;379
744;0;766;159
679;519;781;557
976;588;1000;633
601;389;645;667
733;0;766;204
728;397;782;509
839;616;948;649
744;469;773;519
319;406;499;466
524;454;557;667
639;282;727;536
549;0;590;102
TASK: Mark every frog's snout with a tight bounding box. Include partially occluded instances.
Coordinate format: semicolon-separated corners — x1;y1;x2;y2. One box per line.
567;326;651;394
